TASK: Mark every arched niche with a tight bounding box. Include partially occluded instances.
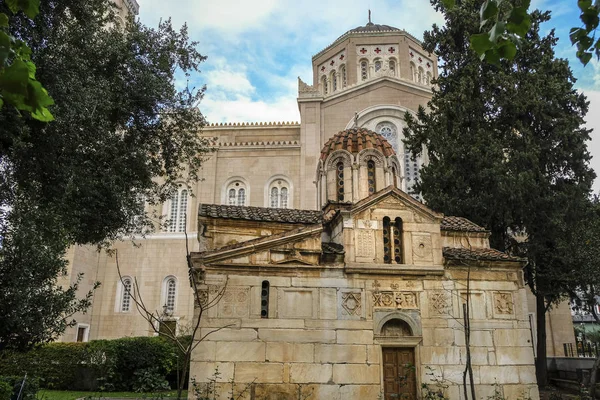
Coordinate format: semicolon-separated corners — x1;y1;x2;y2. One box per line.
374;310;422;338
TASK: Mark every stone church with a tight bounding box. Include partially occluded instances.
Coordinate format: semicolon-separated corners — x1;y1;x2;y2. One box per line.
58;16;577;399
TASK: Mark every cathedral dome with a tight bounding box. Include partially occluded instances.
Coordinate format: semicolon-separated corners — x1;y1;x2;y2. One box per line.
345;22;401;35
320;127;396;161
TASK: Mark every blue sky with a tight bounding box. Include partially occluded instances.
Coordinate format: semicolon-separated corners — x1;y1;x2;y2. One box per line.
137;0;600;192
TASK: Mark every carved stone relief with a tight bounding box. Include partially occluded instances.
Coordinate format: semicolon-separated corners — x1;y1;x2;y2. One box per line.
381;319;412;337
412;233;433;262
356;229;375;258
341;292;362;316
373;291;418;309
494;292;514;315
429;291;450;316
218;287;249;317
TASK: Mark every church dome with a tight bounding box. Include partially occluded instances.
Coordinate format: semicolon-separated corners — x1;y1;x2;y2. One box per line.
345;22;401;35
320;127;396;161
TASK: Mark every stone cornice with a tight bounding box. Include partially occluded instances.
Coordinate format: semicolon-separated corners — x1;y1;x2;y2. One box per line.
204;121;300;129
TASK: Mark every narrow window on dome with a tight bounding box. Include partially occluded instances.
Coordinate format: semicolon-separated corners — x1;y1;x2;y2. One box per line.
394;217;403;264
336;161;344;201
360;61;368;81
367;160;376;194
261;280;270;318
383;217;391;264
392;166;398;188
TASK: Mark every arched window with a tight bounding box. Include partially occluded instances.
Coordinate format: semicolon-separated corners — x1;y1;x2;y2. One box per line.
391;166;398;188
268;179;290;208
321;75;328;95
403;145;421;201
360;60;368;81
394;217;403;264
261;281;270;318
410;62;417;82
383;217;392;264
374;59;382;72
225;181;247;206
389;59;396;76
164;277;176;313
426;71;432;85
336;161;345;201
331;71;337;92
418;67;424;84
367;160;376;194
120;277;132;312
340;65;347;87
376;121;399;154
168;187;188;233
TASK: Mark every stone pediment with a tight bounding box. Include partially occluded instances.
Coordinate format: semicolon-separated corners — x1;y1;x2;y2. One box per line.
350;186;443;225
192;224;323;268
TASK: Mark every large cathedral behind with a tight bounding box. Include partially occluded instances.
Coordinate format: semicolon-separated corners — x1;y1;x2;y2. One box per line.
58;17;575;399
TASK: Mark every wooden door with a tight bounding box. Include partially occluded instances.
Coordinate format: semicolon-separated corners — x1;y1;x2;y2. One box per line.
382;347;416;400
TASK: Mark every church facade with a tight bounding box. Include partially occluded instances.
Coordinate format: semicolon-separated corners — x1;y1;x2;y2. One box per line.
58;18;577;399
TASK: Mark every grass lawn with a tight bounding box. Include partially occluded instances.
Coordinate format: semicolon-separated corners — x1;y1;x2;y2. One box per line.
38;390;187;400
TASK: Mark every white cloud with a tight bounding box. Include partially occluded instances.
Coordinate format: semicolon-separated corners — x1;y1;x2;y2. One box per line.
204;69;255;96
200;95;299;124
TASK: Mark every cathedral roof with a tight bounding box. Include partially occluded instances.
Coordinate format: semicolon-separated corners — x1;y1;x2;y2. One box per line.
199;204;322;224
443;247;524;262
440;216;488;233
320;127;395;161
344;22;401;35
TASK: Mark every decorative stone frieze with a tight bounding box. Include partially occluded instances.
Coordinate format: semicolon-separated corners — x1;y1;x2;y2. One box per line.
372;291;418;309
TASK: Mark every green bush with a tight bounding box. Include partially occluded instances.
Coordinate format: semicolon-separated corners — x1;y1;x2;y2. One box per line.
0;336;182;391
0;376;39;400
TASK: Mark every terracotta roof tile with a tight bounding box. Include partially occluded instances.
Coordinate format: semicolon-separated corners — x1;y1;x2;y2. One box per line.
443;247;523;262
199;204;322;224
441;216;487;233
320;127;396;161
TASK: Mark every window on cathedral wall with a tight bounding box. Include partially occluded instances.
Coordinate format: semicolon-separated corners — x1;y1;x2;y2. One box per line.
403;144;421;201
331;71;337;92
410;62;416;82
426;71;432;85
391;166;398;188
376;121;399;154
374;59;382;72
163;277;177;314
418;67;424;84
340;65;347;87
167;187;188;233
269;179;290;209
382;217;403;264
389;59;396;76
227;181;247;206
119;277;133;312
336;161;345;201
321;76;328;95
360;60;368;81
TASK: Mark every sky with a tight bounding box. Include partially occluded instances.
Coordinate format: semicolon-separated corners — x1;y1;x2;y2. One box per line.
137;0;600;192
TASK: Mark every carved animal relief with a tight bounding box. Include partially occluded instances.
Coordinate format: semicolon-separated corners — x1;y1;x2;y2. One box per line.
494;292;514;315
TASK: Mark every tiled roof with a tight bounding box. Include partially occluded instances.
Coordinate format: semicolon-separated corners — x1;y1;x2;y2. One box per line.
199;204;322;224
443;247;523;262
320;127;396;161
322;242;345;254
346;22;401;35
441;216;487;233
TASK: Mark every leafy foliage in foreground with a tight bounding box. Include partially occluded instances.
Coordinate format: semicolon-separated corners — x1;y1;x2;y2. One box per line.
0;0;211;350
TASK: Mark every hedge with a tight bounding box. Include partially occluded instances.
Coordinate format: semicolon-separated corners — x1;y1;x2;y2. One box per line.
0;376;39;400
0;336;187;392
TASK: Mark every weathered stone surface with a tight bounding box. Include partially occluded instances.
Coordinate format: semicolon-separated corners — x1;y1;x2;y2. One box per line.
479;366;519;384
253;383;297;400
493;329;533;347
454;329;493;347
200;328;257;342
442;365;480;385
305;384;341;400
193;341;216;361
240;318;304;329
496;347;535;365
336;329;373;344
319;288;337;319
215;341;265;362
420;346;460;365
305;319;372;330
289;363;332;383
338;385;381;399
518;366;537;384
315;344;366;363
266;343;314;363
234;362;283;383
333;364;379;384
259;328;336;343
190;362;234;382
367;345;380;364
503;384;540;400
423;328;455;346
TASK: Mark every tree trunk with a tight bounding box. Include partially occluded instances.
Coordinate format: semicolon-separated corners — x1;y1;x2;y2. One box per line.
177;352;190;400
535;293;548;388
589;354;600;400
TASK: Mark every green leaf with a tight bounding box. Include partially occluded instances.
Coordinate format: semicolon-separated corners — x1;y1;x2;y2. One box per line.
5;0;40;19
471;32;494;56
581;8;600;31
0;13;9;28
0;58;30;95
570;27;589;44
497;40;517;60
0;31;11;67
442;0;456;8
480;0;499;28
483;48;501;65
489;21;507;43
577;50;593;65
579;0;593;11
507;6;531;37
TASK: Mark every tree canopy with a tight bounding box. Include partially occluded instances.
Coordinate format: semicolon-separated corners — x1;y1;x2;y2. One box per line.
0;0;211;350
405;0;595;386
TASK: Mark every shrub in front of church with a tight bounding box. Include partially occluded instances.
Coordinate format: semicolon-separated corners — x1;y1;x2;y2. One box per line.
0;337;182;392
0;376;39;400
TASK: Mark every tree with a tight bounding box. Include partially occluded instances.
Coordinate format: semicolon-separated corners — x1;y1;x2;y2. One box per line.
0;0;212;349
404;0;595;387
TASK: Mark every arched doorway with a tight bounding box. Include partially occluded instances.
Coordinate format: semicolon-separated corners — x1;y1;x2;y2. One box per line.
378;318;418;400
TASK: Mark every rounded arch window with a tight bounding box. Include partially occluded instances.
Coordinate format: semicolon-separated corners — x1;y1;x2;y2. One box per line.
381;318;412;337
268;179;290;209
330;71;337;92
163;276;177;314
376;121;399;154
167;186;188;233
374;59;382;72
340;65;347;87
403;144;421;201
389;59;396;76
321;75;328;95
226;180;247;206
360;60;368;81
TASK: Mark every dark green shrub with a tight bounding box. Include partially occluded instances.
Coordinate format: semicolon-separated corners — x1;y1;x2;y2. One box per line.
0;376;39;400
